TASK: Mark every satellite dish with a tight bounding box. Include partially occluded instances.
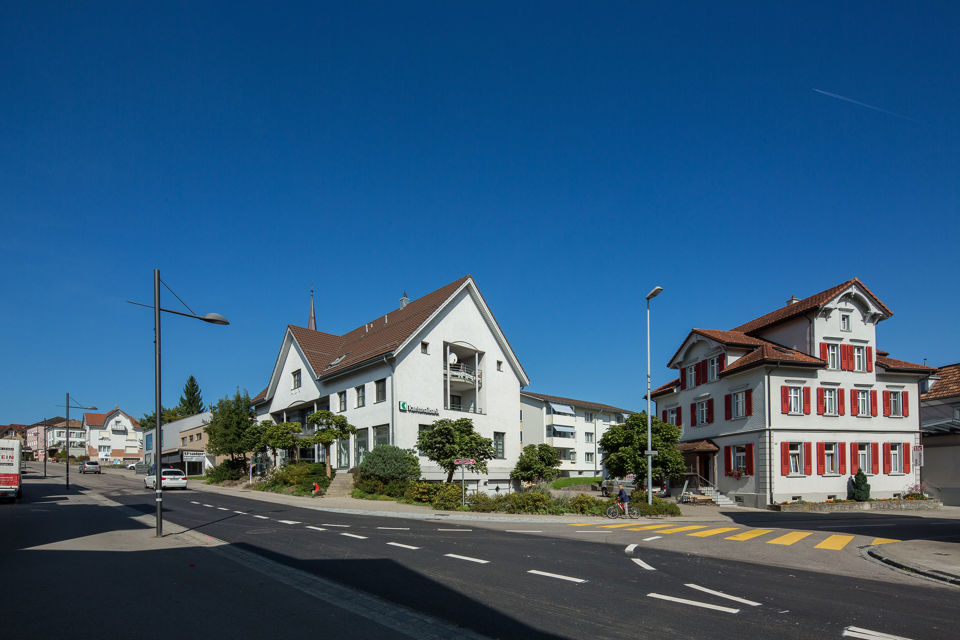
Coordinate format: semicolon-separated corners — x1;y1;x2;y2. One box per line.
447;352;459;365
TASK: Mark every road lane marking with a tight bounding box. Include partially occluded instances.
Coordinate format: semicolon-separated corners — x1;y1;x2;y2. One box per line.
725;528;774;541
766;531;813;546
306;526;327;532
625;544;638;554
217;507;230;511
190;501;200;504
815;534;855;550
871;538;900;545
842;626;915;639
445;554;488;564
643;536;662;541
574;530;611;533
657;525;707;534
202;504;214;507
377;527;410;530
340;533;367;539
624;524;674;531
233;510;246;514
527;570;586;583
505;530;542;533
685;584;761;606
647;593;739;614
387;542;420;550
277;520;301;525
437;529;473;532
253;515;269;520
688;527;739;537
322;524;350;527
601;523;643;529
631;558;656;571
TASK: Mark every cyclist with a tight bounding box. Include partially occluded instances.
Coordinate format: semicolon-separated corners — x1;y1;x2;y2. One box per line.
617;483;629;516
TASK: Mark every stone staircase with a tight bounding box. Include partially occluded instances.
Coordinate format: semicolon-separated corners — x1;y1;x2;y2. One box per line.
324;471;354;498
699;486;736;506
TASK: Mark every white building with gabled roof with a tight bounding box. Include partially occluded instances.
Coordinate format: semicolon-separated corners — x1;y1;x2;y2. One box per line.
252;275;530;493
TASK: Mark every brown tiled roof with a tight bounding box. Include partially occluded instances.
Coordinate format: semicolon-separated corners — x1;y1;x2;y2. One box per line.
651;378;680;399
923;363;960;400
875;355;937;375
251;388;268;404
722;342;824;375
84;410;140;428
732;278;892;335
667;329;767;366
677;440;719;452
521;391;633;415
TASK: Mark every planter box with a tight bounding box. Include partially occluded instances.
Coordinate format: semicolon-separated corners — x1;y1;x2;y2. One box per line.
771;499;941;513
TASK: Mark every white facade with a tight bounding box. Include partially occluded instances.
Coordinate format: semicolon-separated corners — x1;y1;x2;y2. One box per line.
84;410;143;466
254;277;530;493
520;393;630;477
655;280;931;508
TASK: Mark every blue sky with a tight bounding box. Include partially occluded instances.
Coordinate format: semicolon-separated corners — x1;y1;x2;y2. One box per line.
1;2;958;424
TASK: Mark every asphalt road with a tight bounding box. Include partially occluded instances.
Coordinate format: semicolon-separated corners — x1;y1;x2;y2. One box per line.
59;470;960;640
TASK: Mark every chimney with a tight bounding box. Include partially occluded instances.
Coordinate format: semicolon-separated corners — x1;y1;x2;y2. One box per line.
400;291;410;309
786;296;800;306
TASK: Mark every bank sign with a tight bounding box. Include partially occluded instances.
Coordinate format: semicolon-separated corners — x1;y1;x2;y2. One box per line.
398;401;439;416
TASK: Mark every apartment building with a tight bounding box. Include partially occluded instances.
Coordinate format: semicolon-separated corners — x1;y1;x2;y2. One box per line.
83;409;143;466
520;392;630;477
252;275;529;493
653;278;933;508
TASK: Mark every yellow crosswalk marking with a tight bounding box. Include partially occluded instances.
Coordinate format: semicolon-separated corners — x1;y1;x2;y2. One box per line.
871;537;900;545
767;531;813;546
623;524;676;531
814;534;855;550
687;527;739;538
725;528;775;541
601;523;646;529
656;525;707;534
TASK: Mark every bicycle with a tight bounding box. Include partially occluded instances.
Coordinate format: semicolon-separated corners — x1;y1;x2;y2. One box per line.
606;499;640;519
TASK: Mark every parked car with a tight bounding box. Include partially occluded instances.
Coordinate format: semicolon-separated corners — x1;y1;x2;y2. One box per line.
79;461;101;475
144;468;187;490
126;462;138;470
600;475;636;497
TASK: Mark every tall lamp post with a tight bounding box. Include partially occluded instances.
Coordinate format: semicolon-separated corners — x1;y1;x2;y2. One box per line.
61;395;98;490
645;285;663;506
128;269;228;537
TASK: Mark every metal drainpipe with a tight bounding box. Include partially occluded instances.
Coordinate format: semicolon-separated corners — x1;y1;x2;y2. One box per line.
383;355;396;446
767;364;779;506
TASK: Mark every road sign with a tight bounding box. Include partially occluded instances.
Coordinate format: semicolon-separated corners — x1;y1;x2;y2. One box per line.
454;458;476;465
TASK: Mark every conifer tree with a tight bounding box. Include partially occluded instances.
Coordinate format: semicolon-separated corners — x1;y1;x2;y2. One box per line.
178;375;205;416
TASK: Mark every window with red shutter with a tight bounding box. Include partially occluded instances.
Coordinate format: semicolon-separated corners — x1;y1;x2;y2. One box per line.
803;442;812;475
662;410;667;423
680;368;687;390
882;391;891;417
745;443;754;476
690;403;696;427
820;342;828;361
871;443;879;474
838;388;845;415
724;394;732;420
902;391;909;417
717;354;725;374
676;406;682;426
816;387;825;415
866;346;873;372
724;446;732;476
707;398;714;424
816;442;825;475
781;386;789;414
849;443;859;474
745;389;753;416
903;443;911;473
870;390;878;417
850;389;858;416
780;442;790;476
838;443;847;474
803;387;811;415
883;443;891;474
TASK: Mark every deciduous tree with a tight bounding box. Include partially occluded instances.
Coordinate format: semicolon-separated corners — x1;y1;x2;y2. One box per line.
598;413;684;484
415;418;494;483
205;390;255;464
307;410;357;478
510;444;562;485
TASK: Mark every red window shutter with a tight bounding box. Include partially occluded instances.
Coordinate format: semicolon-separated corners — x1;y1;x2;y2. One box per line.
724;394;732;420
724;446;732;476
745;389;753;416
816;387;825;415
820;342;828;361
803;442;812;475
781;386;790;414
745;443;754;476
816;442;825;475
838;388;845;415
840;345;847;370
850;443;859;474
838;443;847;474
866;346;873;372
717;354;725;374
690;403;697;427
803;387;811;415
780;442;790;476
902;391;909;417
662;410;667;423
871;443;879;474
850;389;859;416
883;443;891;474
903;443;911;473
844;344;853;370
676;406;682;426
701;360;708;383
707;398;714;423
870;390;878;417
680;368;687;390
882;391;891;417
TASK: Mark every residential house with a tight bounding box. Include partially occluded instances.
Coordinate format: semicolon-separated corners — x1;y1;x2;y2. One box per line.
253;275;529;493
653;278;933;508
519;392;631;477
142;412;212;472
0;424;27;444
25;418;80;459
920;362;960;505
83;409;143;466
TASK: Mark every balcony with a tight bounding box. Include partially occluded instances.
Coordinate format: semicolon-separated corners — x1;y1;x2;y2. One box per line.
445;362;483;389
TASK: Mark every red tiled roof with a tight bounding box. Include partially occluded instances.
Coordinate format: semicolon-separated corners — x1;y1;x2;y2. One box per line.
651;378;680;399
677;440;719;452
923;363;960;401
732;278;892;335
521;391;633;415
875;355;937;375
722;342;824;375
85;410;140;428
251;388;268;404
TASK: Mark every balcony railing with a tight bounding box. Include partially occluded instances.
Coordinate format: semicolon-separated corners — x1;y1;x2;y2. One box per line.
444;402;485;415
445;363;483;387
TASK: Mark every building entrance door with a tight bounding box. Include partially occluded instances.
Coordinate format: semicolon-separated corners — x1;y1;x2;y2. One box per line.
337;438;350;469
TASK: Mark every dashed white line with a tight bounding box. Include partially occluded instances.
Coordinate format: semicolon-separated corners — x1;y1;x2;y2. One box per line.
842;627;915;640
340;533;367;540
527;570;586;584
505;530;542;533
202;504;214;508
643;536;662;541
437;529;472;532
233;510;246;514
625;543;638;554
190;501;200;504
322;523;350;528
377;527;410;530
647;593;739;614
387;542;420;550
253;515;269;520
217;507;229;511
631;558;656;571
306;526;327;532
685;584;760;606
445;554;489;564
277;520;301;525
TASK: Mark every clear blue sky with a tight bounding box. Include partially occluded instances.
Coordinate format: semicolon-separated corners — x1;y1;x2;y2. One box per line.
2;2;957;424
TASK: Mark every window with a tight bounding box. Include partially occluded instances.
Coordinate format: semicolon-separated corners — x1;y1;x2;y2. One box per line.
824;443;838;474
355;385;365;408
857;390;870;416
666;407;678;425
181;437;187;446
824;388;838;415
827;344;840;370
548;426;575;439
732;392;746;419
375;378;387;403
789;443;803;475
196;433;202;441
697;401;709;426
449;394;462;411
338;391;346;412
708;357;719;382
858;443;870;473
890;443;902;473
615;414;624;424
421;341;429;354
585;432;594;444
585;452;594;463
98;445;110;453
841;313;851;331
418;424;432;437
686;366;696;388
292;369;302;389
188;435;194;442
584;411;594;422
354;428;368;465
789;387;803;414
497;360;503;372
493;432;505;459
733;445;747;471
889;391;902;417
854;346;866;372
374;424;390;447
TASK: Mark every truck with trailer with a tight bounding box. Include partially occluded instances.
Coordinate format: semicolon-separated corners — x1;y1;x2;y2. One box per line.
0;439;23;502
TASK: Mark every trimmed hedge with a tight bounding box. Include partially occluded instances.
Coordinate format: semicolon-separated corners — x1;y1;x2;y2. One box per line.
256;462;334;496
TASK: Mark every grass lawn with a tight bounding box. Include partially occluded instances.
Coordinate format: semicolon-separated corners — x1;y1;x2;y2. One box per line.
551;476;601;489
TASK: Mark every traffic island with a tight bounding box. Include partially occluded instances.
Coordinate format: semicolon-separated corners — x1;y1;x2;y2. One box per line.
772;498;941;513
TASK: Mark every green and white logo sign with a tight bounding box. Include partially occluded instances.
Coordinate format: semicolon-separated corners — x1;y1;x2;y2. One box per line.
399;401;439;416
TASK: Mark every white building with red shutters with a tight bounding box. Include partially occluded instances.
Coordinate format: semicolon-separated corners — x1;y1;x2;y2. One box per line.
653;278;934;508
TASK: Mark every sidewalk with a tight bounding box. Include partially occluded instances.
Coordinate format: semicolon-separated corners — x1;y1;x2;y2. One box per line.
867;540;960;586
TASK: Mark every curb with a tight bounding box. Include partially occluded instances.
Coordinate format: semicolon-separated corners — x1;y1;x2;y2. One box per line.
865;546;960;587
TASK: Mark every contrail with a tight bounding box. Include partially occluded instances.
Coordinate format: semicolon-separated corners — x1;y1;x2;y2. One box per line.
812;88;918;123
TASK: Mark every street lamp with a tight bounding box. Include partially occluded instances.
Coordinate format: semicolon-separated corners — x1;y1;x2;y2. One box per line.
59;395;98;490
645;285;663;506
128;269;228;537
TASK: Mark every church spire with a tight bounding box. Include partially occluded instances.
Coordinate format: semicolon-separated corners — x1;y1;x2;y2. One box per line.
308;286;316;330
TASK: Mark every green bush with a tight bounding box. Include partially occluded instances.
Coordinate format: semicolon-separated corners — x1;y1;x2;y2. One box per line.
567;493;607;515
634;497;682;517
430;483;465;510
849;469;871;502
403;481;439;504
501;487;560;514
257;462;334;496
206;459;247;484
466;492;504;512
355;445;421;497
